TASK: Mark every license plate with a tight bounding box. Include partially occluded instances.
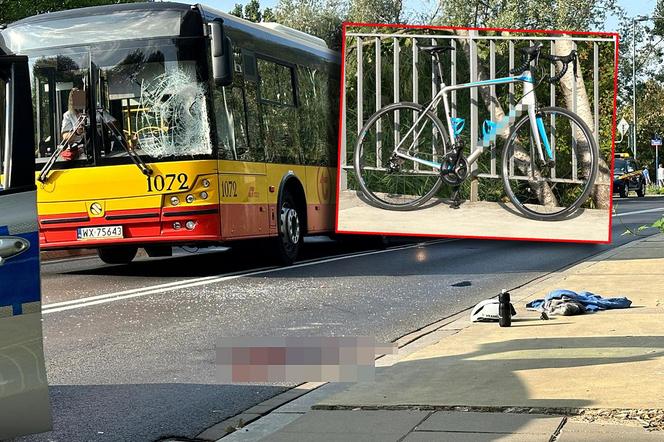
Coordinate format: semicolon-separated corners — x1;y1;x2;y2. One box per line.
77;225;123;240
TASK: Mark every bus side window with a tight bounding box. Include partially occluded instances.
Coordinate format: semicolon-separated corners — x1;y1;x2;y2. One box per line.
214;49;252;161
256;57;300;164
297;65;330;167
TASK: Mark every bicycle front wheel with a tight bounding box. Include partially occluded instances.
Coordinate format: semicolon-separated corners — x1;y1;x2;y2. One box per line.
353;102;449;210
501;106;599;221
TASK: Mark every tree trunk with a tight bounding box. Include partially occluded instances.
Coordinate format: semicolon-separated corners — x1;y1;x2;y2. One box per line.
553;38;610;209
454;30;558;207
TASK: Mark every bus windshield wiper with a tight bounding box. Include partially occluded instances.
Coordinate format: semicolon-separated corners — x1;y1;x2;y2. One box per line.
106;122;153;177
38;114;86;183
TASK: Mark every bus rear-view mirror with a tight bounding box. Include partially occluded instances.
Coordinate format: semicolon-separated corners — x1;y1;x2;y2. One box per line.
210;19;233;86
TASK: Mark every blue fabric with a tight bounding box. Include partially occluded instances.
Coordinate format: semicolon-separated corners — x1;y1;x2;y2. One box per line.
526;289;632;313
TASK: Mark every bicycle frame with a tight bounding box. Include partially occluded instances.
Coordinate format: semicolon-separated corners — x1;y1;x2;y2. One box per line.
393;69;552;171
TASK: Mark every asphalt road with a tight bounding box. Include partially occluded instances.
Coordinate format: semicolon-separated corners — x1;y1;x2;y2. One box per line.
16;196;664;442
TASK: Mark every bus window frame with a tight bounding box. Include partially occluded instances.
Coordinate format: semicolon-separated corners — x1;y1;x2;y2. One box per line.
255;54;299;109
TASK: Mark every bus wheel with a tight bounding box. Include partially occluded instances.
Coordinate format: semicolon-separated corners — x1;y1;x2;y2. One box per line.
97;246;138;265
274;193;302;265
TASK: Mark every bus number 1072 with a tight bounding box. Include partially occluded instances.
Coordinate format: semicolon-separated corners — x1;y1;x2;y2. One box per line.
146;173;189;192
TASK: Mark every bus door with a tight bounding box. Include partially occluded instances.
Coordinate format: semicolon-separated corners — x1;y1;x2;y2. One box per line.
0;54;53;438
216;48;270;239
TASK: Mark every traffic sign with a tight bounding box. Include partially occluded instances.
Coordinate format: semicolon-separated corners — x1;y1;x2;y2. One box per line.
618;118;629;137
652;136;662;147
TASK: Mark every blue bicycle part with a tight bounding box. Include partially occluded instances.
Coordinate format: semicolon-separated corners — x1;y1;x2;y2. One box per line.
482;120;498;145
451;117;465;137
536;115;553;159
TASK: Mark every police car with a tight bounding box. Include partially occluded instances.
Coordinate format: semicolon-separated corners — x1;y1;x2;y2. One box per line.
613;153;646;198
0;45;52;437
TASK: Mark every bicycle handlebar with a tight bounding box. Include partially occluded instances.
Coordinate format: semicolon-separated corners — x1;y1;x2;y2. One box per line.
509;44;578;84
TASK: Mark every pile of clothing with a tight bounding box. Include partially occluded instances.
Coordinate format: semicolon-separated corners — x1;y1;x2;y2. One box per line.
526;289;632;316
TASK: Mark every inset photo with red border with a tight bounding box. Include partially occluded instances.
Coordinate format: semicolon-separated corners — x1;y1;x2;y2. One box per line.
335;22;619;244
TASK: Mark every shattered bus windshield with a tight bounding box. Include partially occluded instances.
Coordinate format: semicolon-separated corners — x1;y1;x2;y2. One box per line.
95;41;211;159
30;39;212;169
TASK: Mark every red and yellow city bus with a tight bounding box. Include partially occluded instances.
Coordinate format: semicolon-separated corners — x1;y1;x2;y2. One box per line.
0;2;339;264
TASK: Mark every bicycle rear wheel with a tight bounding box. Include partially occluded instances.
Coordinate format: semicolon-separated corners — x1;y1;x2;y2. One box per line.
501;107;598;221
353;102;449;210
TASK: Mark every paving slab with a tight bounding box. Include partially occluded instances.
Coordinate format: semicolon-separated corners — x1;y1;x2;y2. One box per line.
262;432;404;442
403;432;548;442
336;190;610;242
266;410;429;436
220;412;303;442
561;421;653;434
556;431;664;441
417;411;564;434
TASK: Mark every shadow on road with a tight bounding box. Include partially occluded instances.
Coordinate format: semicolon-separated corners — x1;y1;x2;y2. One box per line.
16;383;286;442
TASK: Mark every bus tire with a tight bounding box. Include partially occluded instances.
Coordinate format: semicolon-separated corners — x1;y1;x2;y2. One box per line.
97;246;138;265
274;192;302;265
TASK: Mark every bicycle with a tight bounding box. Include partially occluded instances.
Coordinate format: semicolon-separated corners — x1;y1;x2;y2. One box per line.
352;42;599;221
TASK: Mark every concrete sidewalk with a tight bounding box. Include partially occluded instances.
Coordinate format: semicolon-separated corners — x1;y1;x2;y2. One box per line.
337;190;611;242
220;233;664;441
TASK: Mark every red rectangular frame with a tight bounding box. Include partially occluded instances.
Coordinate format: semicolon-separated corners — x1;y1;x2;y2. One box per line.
334;21;620;245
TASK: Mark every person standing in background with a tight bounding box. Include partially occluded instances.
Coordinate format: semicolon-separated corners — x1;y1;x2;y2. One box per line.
643;166;651;186
657;164;664;187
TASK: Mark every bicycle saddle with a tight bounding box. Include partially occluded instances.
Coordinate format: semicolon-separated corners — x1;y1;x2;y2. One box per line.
418;45;455;54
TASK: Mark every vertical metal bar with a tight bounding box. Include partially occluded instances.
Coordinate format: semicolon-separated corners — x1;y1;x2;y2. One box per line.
356;36;363;135
412;38;418;104
340;38;348;191
412;38;419;170
469;30;479;202
508;40;515;110
451;39;457;118
509;40;514;176
550;40;556;179
572;40;578;181
489;39;496;176
593;42;600;143
375;37;382;168
393;37;400;148
431;38;438;156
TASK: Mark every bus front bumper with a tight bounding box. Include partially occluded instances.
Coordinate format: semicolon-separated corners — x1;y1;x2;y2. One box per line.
38;205;222;250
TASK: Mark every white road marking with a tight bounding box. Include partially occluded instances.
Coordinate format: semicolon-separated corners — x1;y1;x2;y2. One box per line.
42;239;452;314
613;207;664;217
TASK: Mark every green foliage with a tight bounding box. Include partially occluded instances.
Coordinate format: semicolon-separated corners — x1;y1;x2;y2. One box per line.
630;214;664;236
228;0;272;23
0;0;145;24
273;0;347;50
432;0;619;30
243;0;263;23
230;4;244;18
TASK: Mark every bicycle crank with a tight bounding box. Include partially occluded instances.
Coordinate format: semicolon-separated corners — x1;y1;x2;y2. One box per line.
440;152;469;185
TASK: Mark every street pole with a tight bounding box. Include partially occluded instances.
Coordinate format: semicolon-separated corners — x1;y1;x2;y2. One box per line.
632;17;638;161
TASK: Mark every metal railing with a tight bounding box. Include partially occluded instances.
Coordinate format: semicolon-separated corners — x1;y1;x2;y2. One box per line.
339;30;616;201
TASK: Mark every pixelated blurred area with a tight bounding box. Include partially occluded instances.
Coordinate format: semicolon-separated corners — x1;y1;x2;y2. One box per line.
216;336;396;383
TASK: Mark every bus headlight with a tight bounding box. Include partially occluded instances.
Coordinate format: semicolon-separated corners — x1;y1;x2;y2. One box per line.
200;191;209;200
170;196;180;206
185;220;196;230
202;179;211;188
186;194;195;203
173;221;182;230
